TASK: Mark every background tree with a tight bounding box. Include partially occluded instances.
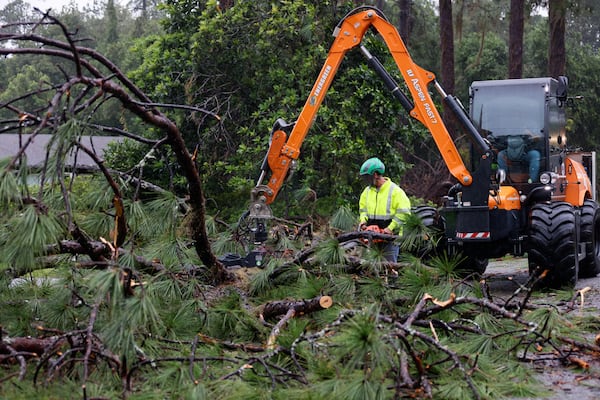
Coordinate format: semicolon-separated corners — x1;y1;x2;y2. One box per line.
439;0;455;93
548;0;567;77
4;0;599;210
398;0;412;45
565;0;600;51
509;0;525;78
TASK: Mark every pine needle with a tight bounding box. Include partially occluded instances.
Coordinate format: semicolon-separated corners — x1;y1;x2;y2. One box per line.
249;260;279;296
332;305;391;374
212;231;245;256
0;205;65;273
0;165;22;207
314;238;347;266
330;205;357;231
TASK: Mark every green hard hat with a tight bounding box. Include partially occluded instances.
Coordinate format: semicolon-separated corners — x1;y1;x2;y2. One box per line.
360;157;385;175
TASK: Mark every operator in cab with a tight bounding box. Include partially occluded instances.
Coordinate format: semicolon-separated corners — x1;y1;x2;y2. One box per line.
495;130;541;183
358;157;411;262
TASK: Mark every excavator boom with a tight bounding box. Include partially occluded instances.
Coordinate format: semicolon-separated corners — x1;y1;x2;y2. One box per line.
251;6;489;219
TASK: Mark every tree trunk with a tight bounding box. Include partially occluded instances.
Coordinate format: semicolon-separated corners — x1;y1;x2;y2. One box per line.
439;0;455;94
509;0;524;78
548;0;567;78
220;0;234;10
398;0;412;45
455;0;465;42
164;124;230;284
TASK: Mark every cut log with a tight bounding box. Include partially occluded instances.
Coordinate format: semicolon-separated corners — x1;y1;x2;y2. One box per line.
262;295;333;320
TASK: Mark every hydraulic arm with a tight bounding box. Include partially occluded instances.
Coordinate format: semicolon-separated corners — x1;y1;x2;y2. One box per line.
250;6;493;221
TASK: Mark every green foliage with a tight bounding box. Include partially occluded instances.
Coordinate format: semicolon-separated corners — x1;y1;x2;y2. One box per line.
400;211;440;256
0;237;579;400
454;31;508;98
327;274;358;302
314;373;389;400
564;42;600;150
331;305;391;374
0;65;52;113
89;267;127;307
329;205;357;231
43;279;85;330
0;377;109;400
248;260;280;296
129;1;423;219
211;230;245;256
0;162;22;208
123;290;164;333
0;204;65;273
144;191;182;235
524;304;573;337
202;290;263;341
0;0;163;127
427;252;466;279
314;237;347;267
144;235;196;268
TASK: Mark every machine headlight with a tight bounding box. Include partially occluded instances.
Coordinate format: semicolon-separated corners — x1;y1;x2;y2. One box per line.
539;172;558;185
539;172;551;184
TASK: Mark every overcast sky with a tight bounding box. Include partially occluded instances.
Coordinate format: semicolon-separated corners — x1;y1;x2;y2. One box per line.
27;1;80;10
0;0;73;10
0;1;110;12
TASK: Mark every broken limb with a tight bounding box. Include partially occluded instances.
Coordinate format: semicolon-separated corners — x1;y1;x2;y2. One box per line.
399;295;539;331
266;308;296;349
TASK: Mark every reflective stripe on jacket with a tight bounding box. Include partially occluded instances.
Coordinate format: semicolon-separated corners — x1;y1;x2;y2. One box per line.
359;178;411;234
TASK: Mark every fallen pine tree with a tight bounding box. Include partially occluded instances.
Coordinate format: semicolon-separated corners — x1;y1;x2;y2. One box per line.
3;260;600;400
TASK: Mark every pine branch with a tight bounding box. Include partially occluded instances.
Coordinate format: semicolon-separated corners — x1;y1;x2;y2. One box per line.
266;308;295;350
83;297;102;382
0;344;29;380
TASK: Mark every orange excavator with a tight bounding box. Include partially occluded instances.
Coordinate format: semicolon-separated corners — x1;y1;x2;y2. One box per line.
240;6;599;288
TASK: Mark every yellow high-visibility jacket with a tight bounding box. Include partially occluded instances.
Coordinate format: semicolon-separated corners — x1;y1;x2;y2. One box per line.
359;178;411;234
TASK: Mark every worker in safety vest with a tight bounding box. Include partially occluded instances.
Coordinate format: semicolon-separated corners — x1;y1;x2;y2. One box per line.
358;157;411;262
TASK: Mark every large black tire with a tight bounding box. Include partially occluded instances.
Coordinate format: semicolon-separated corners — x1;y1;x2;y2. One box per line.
411;205;445;259
411;206;488;275
412;205;443;228
579;199;600;278
528;202;579;288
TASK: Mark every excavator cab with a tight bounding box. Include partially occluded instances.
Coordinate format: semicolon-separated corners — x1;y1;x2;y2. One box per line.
470;77;570;188
471;79;552;185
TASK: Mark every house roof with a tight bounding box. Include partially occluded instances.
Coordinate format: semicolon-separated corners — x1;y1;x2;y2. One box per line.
0;134;122;168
